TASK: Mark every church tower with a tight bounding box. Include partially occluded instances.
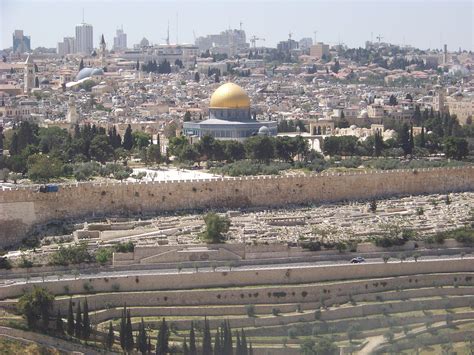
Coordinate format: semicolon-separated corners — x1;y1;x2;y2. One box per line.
99;34;107;69
66;96;79;124
24;55;35;94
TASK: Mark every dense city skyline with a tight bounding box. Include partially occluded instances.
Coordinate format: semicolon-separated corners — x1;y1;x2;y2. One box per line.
1;0;473;51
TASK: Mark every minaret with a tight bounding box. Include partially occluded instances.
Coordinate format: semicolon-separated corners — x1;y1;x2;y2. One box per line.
66;96;79;124
99;34;106;69
24;55;35;94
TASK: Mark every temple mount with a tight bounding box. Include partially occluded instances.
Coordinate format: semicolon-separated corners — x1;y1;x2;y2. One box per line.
182;82;277;141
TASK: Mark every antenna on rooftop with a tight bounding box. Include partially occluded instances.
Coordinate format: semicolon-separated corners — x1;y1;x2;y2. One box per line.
166;20;170;45
239;21;243;31
313;31;318;44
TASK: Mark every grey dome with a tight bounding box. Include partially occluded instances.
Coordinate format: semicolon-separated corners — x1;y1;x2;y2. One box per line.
76;67;104;81
258;126;270;136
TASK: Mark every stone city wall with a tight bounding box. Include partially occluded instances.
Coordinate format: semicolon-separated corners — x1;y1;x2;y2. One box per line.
0;166;473;247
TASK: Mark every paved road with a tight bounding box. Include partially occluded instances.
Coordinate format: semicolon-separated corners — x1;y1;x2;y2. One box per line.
2;254;471;286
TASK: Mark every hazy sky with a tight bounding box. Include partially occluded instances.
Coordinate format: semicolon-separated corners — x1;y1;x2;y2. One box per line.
1;0;473;51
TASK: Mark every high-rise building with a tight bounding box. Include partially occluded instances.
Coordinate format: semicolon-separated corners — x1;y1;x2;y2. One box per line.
310;42;330;59
75;23;93;54
113;27;127;51
57;37;76;56
12;30;31;53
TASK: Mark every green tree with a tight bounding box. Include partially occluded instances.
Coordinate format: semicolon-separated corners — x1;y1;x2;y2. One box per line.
90;135;114;163
17;286;54;329
223;140;246;162
9;132;19;155
196;134;216;161
443;136;468;160
184;111;192;122
194;72;200;82
122;124;133;150
200;213;231;243
183;337;189;355
245;136;275;163
27;154;63;182
132;131;151;149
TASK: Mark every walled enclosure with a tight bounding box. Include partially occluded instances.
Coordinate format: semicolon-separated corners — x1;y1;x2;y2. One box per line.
0;166;473;247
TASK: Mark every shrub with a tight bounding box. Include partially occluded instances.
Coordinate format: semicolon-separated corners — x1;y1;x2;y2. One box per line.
18;256;34;268
17;287;54;329
111;283;120;292
246;304;256;317
49;242;92;266
95;248;113;264
0;256;12;270
114;241;135;253
83;282;93;293
272;308;281;316
288;327;298;339
301;241;322;251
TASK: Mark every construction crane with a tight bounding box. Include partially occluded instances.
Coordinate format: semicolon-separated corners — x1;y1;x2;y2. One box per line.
376;34;383;43
250;35;265;49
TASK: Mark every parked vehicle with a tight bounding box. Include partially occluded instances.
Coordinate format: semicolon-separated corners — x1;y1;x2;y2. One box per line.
350;256;366;263
38;184;59;193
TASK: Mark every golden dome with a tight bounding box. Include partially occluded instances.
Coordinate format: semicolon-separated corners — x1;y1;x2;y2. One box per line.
209;83;250;109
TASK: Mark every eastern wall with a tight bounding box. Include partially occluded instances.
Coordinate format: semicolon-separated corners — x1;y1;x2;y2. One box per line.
0;167;473;247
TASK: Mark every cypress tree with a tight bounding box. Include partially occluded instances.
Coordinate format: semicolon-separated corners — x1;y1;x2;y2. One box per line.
202;317;212;355
249;342;253;355
410;125;415;151
420;126;426;148
183;337;189;355
119;305;127;350
75;301;82;338
56;310;64;334
147;335;152;354
235;331;241;355
214;328;221;355
189;321;197;355
241;329;248;355
67;299;74;336
79;58;84;71
106;321;114;350
137;318;147;354
156;318;169;355
10;132;19;156
123;124;133;150
83;298;91;340
125;309;134;352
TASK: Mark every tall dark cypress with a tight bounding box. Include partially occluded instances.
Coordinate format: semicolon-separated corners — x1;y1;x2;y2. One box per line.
214;328;221;355
189;321;197;355
123;124;133;150
137;318;147;354
119;305;127;350
75;301;82;338
241;329;248;355
56;310;64;334
235;331;241;355
67;299;74;336
202;317;212;355
249;342;253;355
125;309;134;352
156;318;169;355
106;321;114;349
183;337;189;355
83;298;91;340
